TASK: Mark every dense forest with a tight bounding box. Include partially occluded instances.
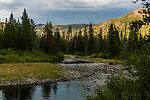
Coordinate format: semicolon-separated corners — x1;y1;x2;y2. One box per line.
0;9;149;59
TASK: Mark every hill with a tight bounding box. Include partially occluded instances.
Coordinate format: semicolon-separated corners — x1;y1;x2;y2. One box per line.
92;8;149;37
36;24;89;36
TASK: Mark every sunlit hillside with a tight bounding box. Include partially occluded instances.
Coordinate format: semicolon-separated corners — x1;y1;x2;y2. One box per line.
35;8;150;39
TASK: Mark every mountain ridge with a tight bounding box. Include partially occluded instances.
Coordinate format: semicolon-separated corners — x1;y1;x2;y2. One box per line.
36;8;150;37
92;8;149;36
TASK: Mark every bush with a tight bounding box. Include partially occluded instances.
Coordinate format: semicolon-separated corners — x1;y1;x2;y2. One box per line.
87;50;150;100
53;52;64;62
90;52;111;59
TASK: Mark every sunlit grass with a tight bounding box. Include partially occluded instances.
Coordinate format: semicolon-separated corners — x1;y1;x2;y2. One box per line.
0;63;65;83
84;57;124;65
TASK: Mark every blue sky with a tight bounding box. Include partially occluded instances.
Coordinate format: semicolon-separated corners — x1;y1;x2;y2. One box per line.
0;0;142;24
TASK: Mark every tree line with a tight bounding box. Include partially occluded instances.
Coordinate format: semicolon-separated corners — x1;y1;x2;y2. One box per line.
0;9;149;57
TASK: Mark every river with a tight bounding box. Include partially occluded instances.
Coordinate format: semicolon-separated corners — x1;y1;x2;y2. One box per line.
0;58;123;100
0;81;92;100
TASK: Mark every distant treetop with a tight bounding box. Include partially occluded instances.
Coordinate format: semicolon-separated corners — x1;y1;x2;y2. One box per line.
133;0;150;8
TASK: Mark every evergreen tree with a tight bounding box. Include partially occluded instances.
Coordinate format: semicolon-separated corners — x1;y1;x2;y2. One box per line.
66;26;72;53
54;28;62;52
43;22;55;54
0;28;3;49
133;0;150;8
3;13;18;49
88;23;94;52
98;28;103;51
84;27;88;53
73;32;77;52
40;34;46;52
30;19;38;50
103;35;107;50
61;31;67;52
21;9;37;51
142;9;150;44
139;32;143;43
77;30;84;52
15;19;22;50
128;20;143;51
120;31;123;41
120;30;124;51
108;24;120;57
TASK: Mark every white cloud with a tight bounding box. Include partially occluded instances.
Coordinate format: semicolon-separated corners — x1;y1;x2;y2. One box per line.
43;0;132;10
0;0;14;3
12;0;135;11
0;0;141;24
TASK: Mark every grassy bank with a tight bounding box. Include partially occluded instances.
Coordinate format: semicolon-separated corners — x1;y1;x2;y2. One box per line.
0;63;65;84
84;57;124;64
64;52;124;65
0;49;64;63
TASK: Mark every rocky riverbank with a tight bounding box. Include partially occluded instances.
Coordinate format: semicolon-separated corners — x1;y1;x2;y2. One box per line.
0;58;127;87
58;58;128;87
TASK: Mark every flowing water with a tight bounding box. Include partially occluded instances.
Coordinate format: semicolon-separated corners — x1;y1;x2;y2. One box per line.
0;58;121;100
0;81;93;100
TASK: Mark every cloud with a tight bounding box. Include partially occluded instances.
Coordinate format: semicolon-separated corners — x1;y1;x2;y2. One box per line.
0;0;14;3
0;0;140;13
0;0;141;24
3;0;138;11
35;0;136;10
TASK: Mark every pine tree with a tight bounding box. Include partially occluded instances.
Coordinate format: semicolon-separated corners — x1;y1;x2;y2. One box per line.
88;23;94;52
120;31;123;41
61;31;67;52
66;26;72;53
21;9;37;51
103;35;107;50
128;20;143;51
43;22;55;54
139;32;143;43
77;30;84;52
73;32;77;52
54;28;62;52
133;0;150;8
40;34;46;52
15;19;22;50
84;27;88;53
98;28;103;51
0;30;3;49
108;23;120;57
3;12;17;49
30;19;38;50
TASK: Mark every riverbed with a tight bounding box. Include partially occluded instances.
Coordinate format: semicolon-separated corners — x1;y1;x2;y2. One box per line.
0;58;125;100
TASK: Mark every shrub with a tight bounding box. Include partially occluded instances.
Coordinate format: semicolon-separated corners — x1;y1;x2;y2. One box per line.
87;49;150;100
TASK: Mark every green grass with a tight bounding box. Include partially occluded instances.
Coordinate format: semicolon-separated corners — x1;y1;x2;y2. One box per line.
80;52;124;64
64;54;78;58
65;53;124;65
0;49;64;63
85;57;124;65
0;63;65;83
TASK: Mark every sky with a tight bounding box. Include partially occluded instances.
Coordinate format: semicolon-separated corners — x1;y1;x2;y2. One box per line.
0;0;142;25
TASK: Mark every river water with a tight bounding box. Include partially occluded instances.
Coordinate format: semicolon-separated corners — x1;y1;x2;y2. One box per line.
0;58;122;100
0;80;95;100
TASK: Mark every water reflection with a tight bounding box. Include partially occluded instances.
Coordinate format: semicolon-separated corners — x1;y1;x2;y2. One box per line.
0;82;90;100
41;84;52;99
53;83;58;95
41;83;58;99
0;85;35;100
